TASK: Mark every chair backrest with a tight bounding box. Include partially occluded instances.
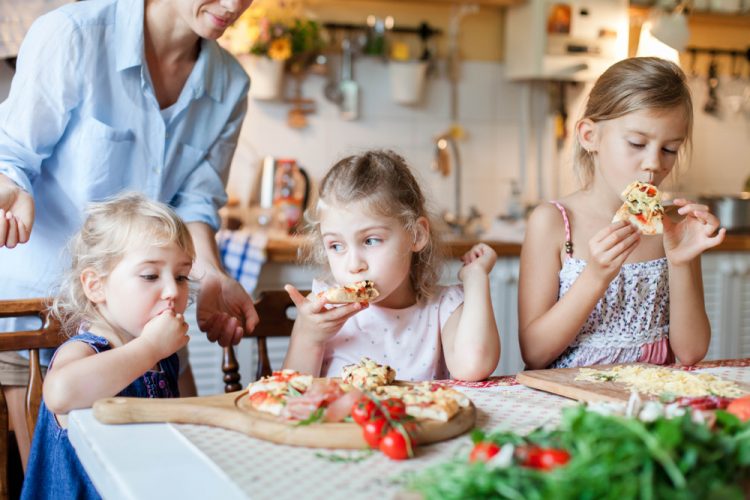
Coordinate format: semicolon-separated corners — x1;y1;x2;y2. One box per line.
222;290;308;393
0;298;64;500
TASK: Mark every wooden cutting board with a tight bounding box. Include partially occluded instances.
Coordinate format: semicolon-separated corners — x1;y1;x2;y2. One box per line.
516;364;750;403
93;389;476;450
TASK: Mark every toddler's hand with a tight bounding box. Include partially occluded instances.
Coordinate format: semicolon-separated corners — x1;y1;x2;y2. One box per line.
458;243;497;281
663;198;726;265
140;310;190;361
285;284;365;345
586;221;640;285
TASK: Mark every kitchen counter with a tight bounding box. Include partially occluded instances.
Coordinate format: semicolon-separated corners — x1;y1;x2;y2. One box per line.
264;232;750;263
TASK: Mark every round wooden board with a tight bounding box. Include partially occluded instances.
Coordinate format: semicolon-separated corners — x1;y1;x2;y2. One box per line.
94;382;476;450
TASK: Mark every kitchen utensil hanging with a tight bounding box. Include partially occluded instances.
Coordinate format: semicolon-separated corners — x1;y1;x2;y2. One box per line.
703;52;720;115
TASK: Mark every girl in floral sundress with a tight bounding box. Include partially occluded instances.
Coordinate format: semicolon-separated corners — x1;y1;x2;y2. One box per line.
518;57;726;369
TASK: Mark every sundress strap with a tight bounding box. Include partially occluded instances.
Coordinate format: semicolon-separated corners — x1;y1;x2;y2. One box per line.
550;201;574;257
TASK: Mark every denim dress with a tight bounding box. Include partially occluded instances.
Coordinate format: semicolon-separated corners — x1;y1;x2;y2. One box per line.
21;333;180;500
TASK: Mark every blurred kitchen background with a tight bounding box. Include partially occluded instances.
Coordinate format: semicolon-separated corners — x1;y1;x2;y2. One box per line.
2;0;750;393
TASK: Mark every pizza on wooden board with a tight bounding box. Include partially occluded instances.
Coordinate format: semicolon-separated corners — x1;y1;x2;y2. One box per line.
244;358;471;424
611;181;664;235
317;280;380;304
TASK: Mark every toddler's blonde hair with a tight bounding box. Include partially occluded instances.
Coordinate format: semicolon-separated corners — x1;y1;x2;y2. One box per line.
304;150;443;301
574;57;693;188
51;192;195;336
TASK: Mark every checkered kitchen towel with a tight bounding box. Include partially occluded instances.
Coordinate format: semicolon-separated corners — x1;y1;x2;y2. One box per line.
216;229;267;294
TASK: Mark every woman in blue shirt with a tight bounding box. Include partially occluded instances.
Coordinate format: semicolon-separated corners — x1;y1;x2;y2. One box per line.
0;0;257;475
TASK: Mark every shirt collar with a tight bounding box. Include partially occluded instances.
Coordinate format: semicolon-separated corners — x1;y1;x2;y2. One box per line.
115;0;145;71
115;0;226;102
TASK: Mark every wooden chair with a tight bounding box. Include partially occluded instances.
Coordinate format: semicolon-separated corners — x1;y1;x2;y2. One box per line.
221;290;308;392
0;298;64;500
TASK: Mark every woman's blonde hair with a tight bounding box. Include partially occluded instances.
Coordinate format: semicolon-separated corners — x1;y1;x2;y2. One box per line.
574;57;693;188
303;150;444;301
51;192;195;336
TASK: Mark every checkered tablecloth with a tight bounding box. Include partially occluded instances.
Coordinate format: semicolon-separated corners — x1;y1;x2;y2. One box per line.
216;229;267;294
172;361;750;500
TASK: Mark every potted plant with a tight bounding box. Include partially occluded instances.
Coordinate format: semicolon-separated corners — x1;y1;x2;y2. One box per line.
220;4;323;100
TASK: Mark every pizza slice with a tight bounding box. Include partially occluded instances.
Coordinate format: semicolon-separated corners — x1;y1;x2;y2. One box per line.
374;382;467;422
341;357;396;390
611;181;664;235
246;369;313;416
318;280;380;304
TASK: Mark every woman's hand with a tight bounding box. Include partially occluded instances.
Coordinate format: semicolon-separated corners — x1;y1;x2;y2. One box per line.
285;285;365;346
585;221;641;285
458;243;497;282
663;198;726;266
140;310;190;361
197;270;260;347
0;174;34;248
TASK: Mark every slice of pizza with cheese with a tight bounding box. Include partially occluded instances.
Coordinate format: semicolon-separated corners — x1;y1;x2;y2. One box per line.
246;369;313;416
611;181;664;235
341;357;396;390
374;382;468;422
318;280;380;304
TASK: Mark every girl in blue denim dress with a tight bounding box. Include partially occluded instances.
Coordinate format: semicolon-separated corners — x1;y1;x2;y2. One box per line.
22;193;195;499
518;57;726;370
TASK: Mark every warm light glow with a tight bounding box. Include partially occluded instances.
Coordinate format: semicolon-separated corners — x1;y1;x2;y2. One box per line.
636;20;681;64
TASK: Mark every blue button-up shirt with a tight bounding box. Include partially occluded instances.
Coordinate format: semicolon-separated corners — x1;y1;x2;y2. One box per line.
0;0;249;300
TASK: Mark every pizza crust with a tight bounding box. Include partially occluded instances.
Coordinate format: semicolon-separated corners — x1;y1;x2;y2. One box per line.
319;280;380;304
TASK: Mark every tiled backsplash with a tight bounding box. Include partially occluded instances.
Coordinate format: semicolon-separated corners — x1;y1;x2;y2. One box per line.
228;58;750;226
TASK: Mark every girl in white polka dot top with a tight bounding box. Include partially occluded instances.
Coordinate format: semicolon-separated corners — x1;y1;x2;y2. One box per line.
282;150;501;381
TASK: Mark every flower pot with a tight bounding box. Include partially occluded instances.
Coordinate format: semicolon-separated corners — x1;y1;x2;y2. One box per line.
389;61;428;105
239;54;285;100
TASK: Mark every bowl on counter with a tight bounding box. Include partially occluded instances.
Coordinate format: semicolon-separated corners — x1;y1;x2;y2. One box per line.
698;193;750;233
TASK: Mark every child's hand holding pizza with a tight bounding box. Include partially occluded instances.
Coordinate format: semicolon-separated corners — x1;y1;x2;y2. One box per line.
662;198;726;265
585;221;641;286
285;285;367;345
140;310;190;361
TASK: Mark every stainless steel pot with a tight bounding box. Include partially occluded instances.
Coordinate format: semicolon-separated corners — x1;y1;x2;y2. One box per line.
699;193;750;233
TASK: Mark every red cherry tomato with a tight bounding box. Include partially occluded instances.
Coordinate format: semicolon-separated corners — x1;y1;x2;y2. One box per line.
521;446;570;471
351;398;380;426
362;418;389;448
727;395;750;421
381;398;407;421
469;442;501;463
379;428;413;460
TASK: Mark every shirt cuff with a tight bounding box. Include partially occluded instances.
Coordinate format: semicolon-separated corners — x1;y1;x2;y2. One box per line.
0;165;33;194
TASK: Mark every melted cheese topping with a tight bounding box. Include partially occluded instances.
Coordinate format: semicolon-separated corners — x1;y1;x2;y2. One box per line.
341;357;396;390
621;181;664;218
576;365;746;398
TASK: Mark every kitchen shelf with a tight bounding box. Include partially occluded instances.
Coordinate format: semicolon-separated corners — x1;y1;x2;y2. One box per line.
629;5;750;28
351;0;524;6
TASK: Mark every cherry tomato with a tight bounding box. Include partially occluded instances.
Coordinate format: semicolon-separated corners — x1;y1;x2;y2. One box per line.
727;395;750;421
351;398;380;426
469;442;501;463
521;446;570;471
379;428;413;460
381;398;407;421
362;418;389;448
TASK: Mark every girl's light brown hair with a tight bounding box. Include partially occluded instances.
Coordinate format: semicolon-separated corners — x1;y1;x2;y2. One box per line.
51;192;195;336
303;150;444;301
574;57;693;188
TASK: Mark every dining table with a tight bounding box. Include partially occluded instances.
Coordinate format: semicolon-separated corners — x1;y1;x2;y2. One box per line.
67;358;750;500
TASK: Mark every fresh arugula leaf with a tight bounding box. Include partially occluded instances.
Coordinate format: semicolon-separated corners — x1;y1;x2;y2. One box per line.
294;407;325;426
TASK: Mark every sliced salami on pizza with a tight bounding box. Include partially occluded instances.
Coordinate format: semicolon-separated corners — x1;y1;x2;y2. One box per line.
611;181;664;235
318;280;380;304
